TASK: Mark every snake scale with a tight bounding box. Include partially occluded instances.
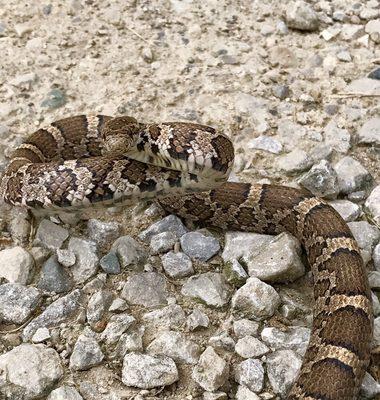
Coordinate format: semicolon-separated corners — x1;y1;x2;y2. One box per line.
0;115;374;399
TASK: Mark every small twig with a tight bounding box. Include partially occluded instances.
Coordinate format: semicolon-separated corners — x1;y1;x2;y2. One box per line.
125;26;154;46
0;315;34;334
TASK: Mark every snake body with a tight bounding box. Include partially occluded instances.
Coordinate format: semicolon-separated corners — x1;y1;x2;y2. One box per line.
0;115;373;399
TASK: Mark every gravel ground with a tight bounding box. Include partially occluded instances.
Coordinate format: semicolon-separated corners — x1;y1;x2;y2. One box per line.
0;1;379;399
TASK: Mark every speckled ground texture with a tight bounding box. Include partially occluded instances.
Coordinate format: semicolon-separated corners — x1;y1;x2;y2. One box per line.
0;1;379;400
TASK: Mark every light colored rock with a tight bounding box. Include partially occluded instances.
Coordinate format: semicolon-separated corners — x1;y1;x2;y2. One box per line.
234;358;264;393
374;243;380;271
348;221;380;264
70;335;104;371
31;327;50;344
248;135;283;154
285;1;319;32
187;308;209;331
324;121;351;153
236;386;260;400
47;386;83;400
277;149;313;174
161;251;194;278
143;304;186;330
68;237;99;283
365;185;380;225
235;336;269;358
101;313;136;345
358;118;380;145
360;372;380;399
111;235;147;268
150;231;177;254
329;200;361;222
86;290;113;327
87;219;121;247
233;319;260;338
139;215;188;242
0;246;34;284
35;219;69;250
180;231;220;261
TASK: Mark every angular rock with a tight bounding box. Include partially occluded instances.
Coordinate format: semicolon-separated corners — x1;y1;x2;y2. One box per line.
38;256;73;293
234;358;264;393
35;219;69;250
150;231;177;254
101;313;136;345
31;327;50;344
86;290;113;327
233;319;260;338
56;249;76;267
236;386;260;400
47;386;83;400
365;185;380;225
0;246;34;284
348;221;380;264
142;304;186;330
99;252;121;274
324;121;351;154
329;200;361;222
277;149;313;174
248;135;283;154
374;243;380;271
161;251;194;278
358;118;380;146
285;1;319;31
68;237;99;284
360;372;380;399
87;219;121;247
138;215;188;242
180;231;220;261
187;308;209;331
111;235;147;268
235;336;269;358
70;335;104;371
113;325;145;358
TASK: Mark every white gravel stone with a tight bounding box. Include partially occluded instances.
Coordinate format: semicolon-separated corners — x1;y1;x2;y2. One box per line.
68;237;99;284
35;219;69;250
87;218;121;247
122;353;178;389
235;336;269;358
0;344;63;399
360;372;380;399
86;290;113;327
114;325;145;358
373;243;380;271
187;308;210;331
0;246;34;284
150;231;177;254
358;117;380;146
348;221;380;264
180;231;220;261
161;251;194;278
142;304;186;330
365;185;380;225
31;327;50;343
324;121;351;153
329;200;361;222
234;358;264;393
47;386;83;400
236;386;260;400
101;313;136;345
70;334;104;371
248;135;283;154
111;235;147;268
139;215;188;242
233;319;260;338
285;1;319;32
56;249;76;267
277;149;313;174
192;346;229;392
232;277;281;320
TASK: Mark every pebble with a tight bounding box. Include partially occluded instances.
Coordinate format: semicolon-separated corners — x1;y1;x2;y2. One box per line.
180;231;220;261
324;121;351;153
87;219;122;247
86;290;113;327
232;277;281;320
203;392;227;400
68;237;99;284
261;326;311;356
298;160;339;198
321;27;341;41
334;156;373;195
360;372;380;399
365;185;380;225
341;24;365;41
34;219;69;250
0;283;41;324
41;88;67;109
348;221;380;264
192;346;229;392
31;327;51;344
277;149;313;174
269;46;297;68
56;249;76;267
285;1;319;32
142;304;186;330
0;246;34;284
223;259;248;287
122;353;178;389
248;135;283;154
329;200;361;222
369;271;380;290
234;358;264;393
266;350;302;396
365;19;380;43
161;251;194;278
181;272;231;308
373;243;380;271
23;289;84;340
233;319;260;338
101;313;136;345
208;332;236;352
358;118;380;146
235;336;269;358
99;252;121;274
122;272;168;308
236;386;260;400
187;308;209;331
0;344;63;398
336;50;352;62
138;215;188;242
9;72;37;89
70;334;104;371
14;23;33;37
114;325;145;357
368;68;380;80
147;330;201;364
111;235;147;268
47;386;83;400
150;231;177;254
38;255;73;293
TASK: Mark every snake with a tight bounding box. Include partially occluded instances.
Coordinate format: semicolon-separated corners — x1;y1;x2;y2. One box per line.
0;115;374;399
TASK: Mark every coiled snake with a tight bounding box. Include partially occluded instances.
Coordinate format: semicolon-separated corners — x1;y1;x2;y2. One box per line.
0;115;374;399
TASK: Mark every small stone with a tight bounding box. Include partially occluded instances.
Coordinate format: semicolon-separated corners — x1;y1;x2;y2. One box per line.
86;290;113;327
324;121;351;153
329;200;361;222
0;283;41;324
365;19;380;43
223;259;249;287
109;297;128;312
374;316;380;346
122;272;168;308
142;304;186;330
358;118;380;145
101;313;136;345
31;327;51;343
321;27;340;41
150;231;177;254
209;332;236;352
139;215;188;242
235;336;269;358
266;350;302;396
368;68;380;80
68;237;99;284
87;219;121;247
276;20;289;35
203;392;227;400
268;46;297;68
341;24;365;41
111;235;147;268
298;160;339;198
192;347;229;392
9;72;37;89
35;219;69;250
324;104;339;116
334;156;373;194
233;319;260;338
349;221;380;264
345;78;380;96
369;271;380;290
232;277;281;320
181;272;231;308
161;251;194;278
248;135;283;154
41;88;66;109
147;330;201;364
56;249;76;267
236;386;260;400
99;252;121;274
234;358;264;393
260;24;275;36
187;308;209;331
0;246;34;284
114;325;145;358
47;386;83;400
277;149;313;174
336;50;352;62
373;243;380;271
272;85;290;100
285;1;319;32
360;372;380;399
365;185;380;225
180;231;220;261
122;353;178;389
70;335;104;371
38;256;73;293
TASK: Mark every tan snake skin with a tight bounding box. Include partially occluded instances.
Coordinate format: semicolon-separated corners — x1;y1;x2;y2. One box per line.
0;115;374;399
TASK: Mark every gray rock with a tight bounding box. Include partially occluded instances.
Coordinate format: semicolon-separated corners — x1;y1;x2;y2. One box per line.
203;392;227;400
38;256;73;293
369;271;380;290
248;135;283;154
345;78;380;96
348;221;380;264
23;289;84;340
192;346;229;392
235;336;269;358
277;149;313;174
233;319;260;338
234;358;264;393
70;335;104;371
111;235;147;268
298;160;339;198
236;386;260;400
181;272;231;308
41;88;66;109
324;121;351;154
272;85;290;100
101;313;136;345
56;249;76;267
360;372;380;399
374;316;380;347
261;326;311;356
0;283;41;324
47;386;83;400
334;156;373;194
266;350;302;396
336;50;352;62
138;215;188;242
31;327;50;344
245;232;305;283
231;277;281;320
142;304;186;330
69;237;99;283
187;308;209;331
86;290;113;327
113;325;145;358
373;243;380;271
122;353;178;389
0;246;34;284
0;344;63;399
148;331;201;364
329;200;361;222
180;231;220;261
35;219;69;250
121;272;168;308
223;259;249;287
150;231;177;254
99;252;121;274
368;67;380;80
358;118;380;146
365;19;380;43
161;251;194;278
87;218;121;247
365;185;380;225
209;332;236;352
285;1;319;31
109;297;128;312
